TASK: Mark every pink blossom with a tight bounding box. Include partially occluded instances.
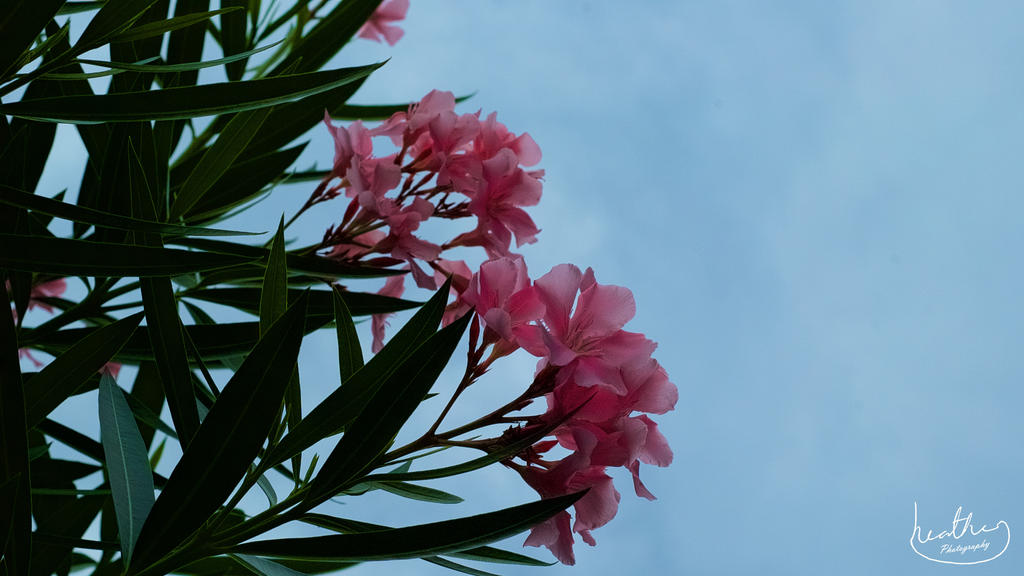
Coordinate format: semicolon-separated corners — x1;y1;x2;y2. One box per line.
375;198;442;289
450;149;543;257
518;265;656;393
373;89;457;147
517;428;622;565
323;113;372;180
371;274;406;353
460;255;544;354
473;111;542;166
356;0;409;46
346;154;402;217
327;230;387;261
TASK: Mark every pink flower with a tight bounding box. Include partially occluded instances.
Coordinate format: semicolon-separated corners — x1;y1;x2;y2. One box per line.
346;154;402;217
518;265;656;393
371;198;442;289
371;274;406;353
516;428;622;565
450;149;543;257
356;0;409;46
373;89;457;147
323;113;372;180
327;230;387;261
473;111;542;166
460;255;544;354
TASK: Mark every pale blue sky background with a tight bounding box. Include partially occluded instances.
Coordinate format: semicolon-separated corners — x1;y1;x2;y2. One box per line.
31;1;1024;574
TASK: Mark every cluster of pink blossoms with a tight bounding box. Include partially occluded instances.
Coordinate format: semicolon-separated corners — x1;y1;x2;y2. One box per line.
316;90;674;565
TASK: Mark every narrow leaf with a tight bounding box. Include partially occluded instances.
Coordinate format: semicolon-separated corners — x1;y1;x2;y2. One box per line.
263;280;450;469
78;40;279;74
0;235;257;276
232;492;584;561
0;0;65;79
77;0;163;49
1;64;382;123
109;8;241;43
332;285;362;383
230;554;306;576
130;293;310;570
98;373;155;563
171;106;273;219
310;312;472;499
186;287;418;319
24;312;144;428
0;184;260;236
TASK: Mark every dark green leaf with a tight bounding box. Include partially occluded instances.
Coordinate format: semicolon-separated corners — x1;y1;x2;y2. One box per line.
170;238;405;279
170;106;273;219
183;145;305;223
219;0;248;81
78;40;279;74
0;235;257;276
0;0;65;79
229;554;305;576
141;277;200;446
364;480;463;504
110;8;241;43
309;312;472;499
254;473;277;507
130;293;309;570
24;312;144;428
260;221;287;336
0;184;261;237
232;492;584;561
1;64;382;123
98;373;156;563
186;287;418;319
271;0;382;75
57;2;105;15
423;557;500;576
332;286;362;384
23;317;329;363
178;556;355;576
262;280;450;469
77;0;163;49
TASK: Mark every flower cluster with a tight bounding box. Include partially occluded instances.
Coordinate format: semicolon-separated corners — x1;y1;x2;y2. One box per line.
457;260;677;565
311;90;674;565
314;89;543;350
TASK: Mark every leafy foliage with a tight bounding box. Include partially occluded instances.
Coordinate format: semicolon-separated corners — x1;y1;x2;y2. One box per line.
0;4;579;576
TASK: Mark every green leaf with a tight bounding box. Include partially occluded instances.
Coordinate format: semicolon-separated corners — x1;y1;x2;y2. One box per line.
178;556;354;576
262;280;450;470
183;145;306;223
170;106;273;219
57;2;106;15
141;277;200;446
271;0;383;74
309;312;472;499
78;40;280;74
2;285;31;576
219;0;249;81
0;235;257;276
332;286;363;384
0;0;65;79
231;492;584;561
0;185;259;237
1;64;383;123
170;237;406;279
98;373;155;564
130;293;310;571
423;557;500;576
254;472;278;507
185;287;419;319
229;554;306;576
76;0;164;49
361;480;463;504
24;312;144;428
22;318;330;363
109;8;241;43
259;221;287;336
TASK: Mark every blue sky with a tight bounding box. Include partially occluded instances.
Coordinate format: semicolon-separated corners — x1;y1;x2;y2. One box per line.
32;1;1024;574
